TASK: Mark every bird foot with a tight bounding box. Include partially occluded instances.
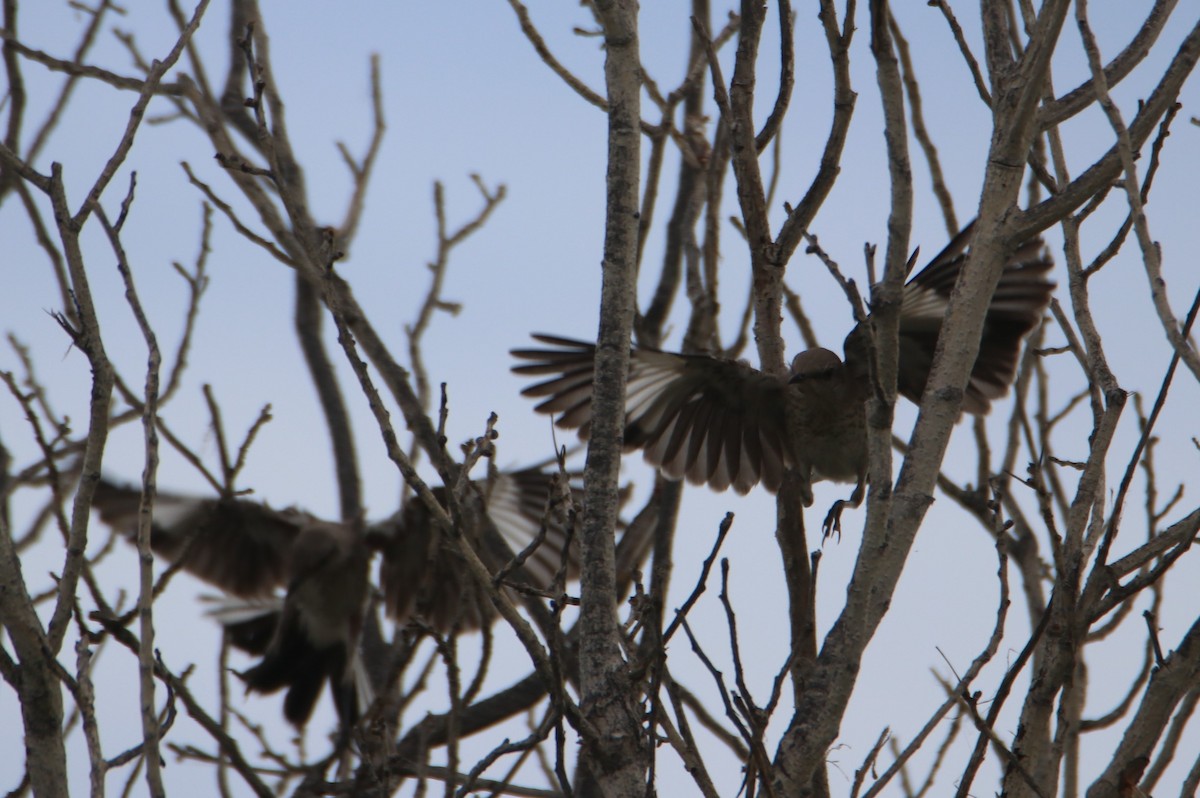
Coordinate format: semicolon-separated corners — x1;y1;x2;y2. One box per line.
822;501;846;543
822;478;865;543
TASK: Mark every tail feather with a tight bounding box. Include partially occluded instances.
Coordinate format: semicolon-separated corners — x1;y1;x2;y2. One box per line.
238;612;356;728
202;595;283;655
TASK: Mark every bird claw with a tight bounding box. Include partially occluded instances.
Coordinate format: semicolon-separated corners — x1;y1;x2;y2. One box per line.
822;478;865;543
822;501;846;543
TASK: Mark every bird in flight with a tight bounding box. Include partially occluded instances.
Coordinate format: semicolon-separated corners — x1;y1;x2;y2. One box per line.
90;467;590;728
511;224;1054;531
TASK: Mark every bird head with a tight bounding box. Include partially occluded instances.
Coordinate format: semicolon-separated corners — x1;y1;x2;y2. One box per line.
788;347;843;384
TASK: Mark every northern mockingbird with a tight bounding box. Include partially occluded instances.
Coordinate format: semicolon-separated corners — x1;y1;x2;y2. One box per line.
91;467;596;727
511;224;1054;525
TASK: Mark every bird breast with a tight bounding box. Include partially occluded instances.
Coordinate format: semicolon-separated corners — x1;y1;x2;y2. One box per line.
785;380;867;484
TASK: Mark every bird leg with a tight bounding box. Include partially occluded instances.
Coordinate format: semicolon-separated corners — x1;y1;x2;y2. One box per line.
797;469;814;507
822;477;865;542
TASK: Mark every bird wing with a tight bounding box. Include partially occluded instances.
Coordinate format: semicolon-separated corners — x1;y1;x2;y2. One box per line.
886;226;1054;413
372;496;495;632
371;464;657;633
91;479;304;598
372;470;579;631
93;481;368;728
512;335;791;494
483;468;581;587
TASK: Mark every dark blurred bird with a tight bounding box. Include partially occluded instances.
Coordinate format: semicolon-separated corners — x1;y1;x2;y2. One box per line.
91;467;589;727
237;518;369;727
511;224;1054;515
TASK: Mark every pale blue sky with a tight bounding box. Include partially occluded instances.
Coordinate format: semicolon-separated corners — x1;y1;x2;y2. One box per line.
3;2;1199;795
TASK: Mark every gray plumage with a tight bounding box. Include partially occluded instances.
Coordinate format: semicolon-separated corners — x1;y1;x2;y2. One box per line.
90;467;596;726
511;225;1055;503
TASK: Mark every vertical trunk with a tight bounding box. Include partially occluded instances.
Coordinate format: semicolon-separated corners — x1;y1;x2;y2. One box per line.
577;1;649;794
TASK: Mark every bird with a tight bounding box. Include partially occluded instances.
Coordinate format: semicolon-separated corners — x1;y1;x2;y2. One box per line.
234;517;370;728
510;223;1055;529
90;467;591;727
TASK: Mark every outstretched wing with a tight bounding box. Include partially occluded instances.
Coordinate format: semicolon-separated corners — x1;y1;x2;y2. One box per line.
372;470;579;632
884;226;1054;413
371;492;494;632
483;467;581;587
512;335;791;493
92;479;304;597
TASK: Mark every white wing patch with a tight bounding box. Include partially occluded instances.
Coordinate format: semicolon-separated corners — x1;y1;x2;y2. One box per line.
200;593;284;626
485;473;570;587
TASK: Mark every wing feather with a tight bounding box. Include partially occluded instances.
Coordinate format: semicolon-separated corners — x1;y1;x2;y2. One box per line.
512;336;791;494
91;479;302;597
886;226;1054;413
